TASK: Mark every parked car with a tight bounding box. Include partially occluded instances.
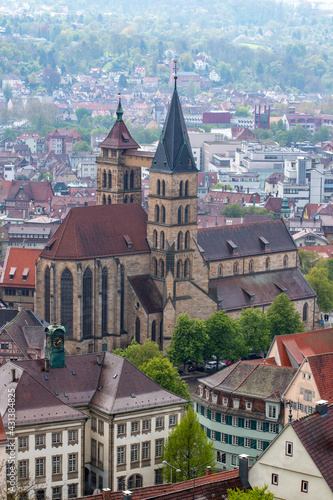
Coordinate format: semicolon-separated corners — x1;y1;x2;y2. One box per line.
188;363;205;372
204;360;226;372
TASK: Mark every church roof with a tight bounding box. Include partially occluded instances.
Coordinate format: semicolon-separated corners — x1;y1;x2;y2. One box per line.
129;275;163;313
99;99;139;150
150;87;198;174
39;204;150;260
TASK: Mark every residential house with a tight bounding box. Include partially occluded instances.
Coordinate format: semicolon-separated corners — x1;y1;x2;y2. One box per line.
265;172;285;196
4;180;54;219
46;129;82;155
249;402;333;499
293;228;329;247
193;360;296;470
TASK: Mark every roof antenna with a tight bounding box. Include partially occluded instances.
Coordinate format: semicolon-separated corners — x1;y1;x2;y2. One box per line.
116;93;123;122
173;60;178;90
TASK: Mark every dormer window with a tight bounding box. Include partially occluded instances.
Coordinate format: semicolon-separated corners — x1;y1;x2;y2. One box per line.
123;235;133;249
205;389;210;400
227;240;238;253
9;267;16;280
22;268;29;281
199;386;203;397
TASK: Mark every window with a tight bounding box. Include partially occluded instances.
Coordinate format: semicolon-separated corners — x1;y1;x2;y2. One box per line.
117;477;125;491
222;397;228;407
61;268;73;336
269;423;277;433
232;435;238;446
156;417;164;429
128;474;142;489
211;411;216;422
83;267;92;338
68;485;77;499
265;257;270;270
245;402;252;411
301;480;308;493
91;418;97;431
179;181;183;197
68;430;77;443
160;231;165;249
231;455;238;466
52;433;62;446
143;420;150;432
18;437;28;449
303;303;308;322
142;442;150;460
169;415;177;427
18;460;28;479
102;267;108;336
232;416;238;427
233;399;240;409
245;419;251;429
257;440;263;451
249;260;253;272
221;414;226;425
161;205;166;223
283;254;288;267
36;491;45;500
36;458;45;477
286;441;293;456
52;487;62;500
233;262;238;274
132;421;139;433
244;438;251;448
257;421;263;432
268;404;278;419
217;451;226;464
178;206;182;224
155;439;163;458
212;393;217;404
117;446;125;465
218;264;222;277
91;439;96;463
131;444;139;462
98;420;104;435
52;456;61;475
272;473;278;485
118;423;126;436
157;179;161;195
211;430;216;440
155;469;163;485
68;454;77;473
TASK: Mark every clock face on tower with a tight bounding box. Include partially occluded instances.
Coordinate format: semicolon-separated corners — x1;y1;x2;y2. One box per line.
53;336;64;348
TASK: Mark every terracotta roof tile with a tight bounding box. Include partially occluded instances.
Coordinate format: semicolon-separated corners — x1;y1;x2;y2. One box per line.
99;120;139;150
0;247;41;287
307;353;333;403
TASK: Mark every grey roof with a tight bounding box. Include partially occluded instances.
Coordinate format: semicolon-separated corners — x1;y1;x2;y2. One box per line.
150;87;198;174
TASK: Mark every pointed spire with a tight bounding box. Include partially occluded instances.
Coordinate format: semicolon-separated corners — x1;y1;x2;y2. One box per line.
173;60;178;90
116;93;124;121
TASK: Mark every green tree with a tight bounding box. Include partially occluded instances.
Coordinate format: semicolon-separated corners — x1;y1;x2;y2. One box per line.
234;105;252;117
205;311;245;364
221;203;243;218
238;308;271;355
75;107;90;122
227;486;275;499
299;250;319;274
305;267;333;312
140;357;190;400
112;339;161;368
267;294;304;336
72;140;92;152
162;406;216;482
168;315;208;372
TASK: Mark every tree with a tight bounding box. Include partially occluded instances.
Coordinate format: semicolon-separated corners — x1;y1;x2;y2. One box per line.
42;66;60;93
112;339;161;368
267;294;304;337
227;486;275;499
118;74;127;88
237;308;271;355
221;203;243;218
140;357;190;400
305;267;333;312
299;250;319;274
205;311;245;364
72;140;92;152
168;315;208;372
75;107;90;122
234;105;252;117
162;406;216;482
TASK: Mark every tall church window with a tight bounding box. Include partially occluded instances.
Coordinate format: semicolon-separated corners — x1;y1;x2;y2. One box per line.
153;258;158;277
157;179;161;195
184;205;189;223
44;266;50;323
185;180;189;197
177;260;183;279
249;260;253;272
159;320;163;349
179;181;183;197
184;259;190;278
185;231;190;249
103;170;107;188
159;259;164;278
160;231;165;249
283;255;288;267
161;205;166;223
155;205;160;222
233;262;238;275
102;195;106;205
135;317;140;343
124;171;128;190
61;268;73;336
266;257;270;270
178;206;182;224
124;196;128;203
108;195;111;204
153;230;158;248
162;180;166;196
151;320;156;342
218;264;222;277
130;196;133;203
130;171;134;189
83;267;93;338
177;232;183;250
108;171;112;189
102;267;108;336
303;302;308;322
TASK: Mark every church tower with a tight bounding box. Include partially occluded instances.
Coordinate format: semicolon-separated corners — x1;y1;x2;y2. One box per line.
96;97;142;205
147;73;198;283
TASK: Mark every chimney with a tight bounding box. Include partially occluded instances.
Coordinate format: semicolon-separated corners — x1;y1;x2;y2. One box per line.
123;491;132;500
45;359;50;372
11;368;16;382
205;466;212;476
97;354;102;366
316;400;328;416
239;454;250;489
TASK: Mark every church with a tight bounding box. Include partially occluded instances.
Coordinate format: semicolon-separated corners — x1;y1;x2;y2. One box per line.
34;80;316;355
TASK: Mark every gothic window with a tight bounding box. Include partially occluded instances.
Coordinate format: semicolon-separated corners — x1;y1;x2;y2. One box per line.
130;196;133;203
184;205;189;223
102;267;108;336
124;171;128;190
103;170;107;188
153;230;158;248
83;267;93;338
283;255;288;267
159;259;165;278
179;181;183;197
153;258;158;277
177;232;183;250
108;171;112;189
159;320;163;349
161;205;166;223
102;195;106;205
303;302;308;322
185;231;190;249
157;179;161;195
218;264;222;277
178;206;182;224
160;231;165;249
130;171;134;189
162;180;165;196
266;257;270;270
233;262;238;275
61;268;73;336
155;205;160;222
185;180;189;197
44;267;50;323
184;259;190;278
249;260;253;272
177;260;183;279
124;196;128;203
151;320;156;342
135;317;140;343
108;195;111;204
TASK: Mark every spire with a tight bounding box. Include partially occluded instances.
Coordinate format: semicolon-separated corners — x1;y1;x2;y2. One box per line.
116;93;124;121
150;84;197;174
173;60;178;90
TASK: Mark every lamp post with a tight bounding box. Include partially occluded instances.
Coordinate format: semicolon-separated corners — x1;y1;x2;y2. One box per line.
162;460;181;483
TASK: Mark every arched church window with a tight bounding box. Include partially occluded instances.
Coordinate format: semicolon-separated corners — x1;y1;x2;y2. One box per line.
102;195;106;205
249;260;253;272
61;268;73;336
135;317;140;343
160;231;165;249
102;267;108;336
218;264;222;277
161;205;166;223
153;230;158;248
177;260;183;279
108;171;112;189
185;231;190;249
124;196;128;203
184;205;189;223
124;171;128;190
130;196;133;203
44;266;50;323
103;170;107;188
179;181;183;197
185;180;189;197
178;206;182;224
157;179;161;195
155;205;160;222
130;170;134;189
153;257;158;277
162;180;166;196
184;259;190;278
233;262;238;274
159;259;165;278
177;232;183;250
108;195;111;204
83;267;93;339
283;255;288;267
151;320;156;342
266;257;270;270
303;302;308;322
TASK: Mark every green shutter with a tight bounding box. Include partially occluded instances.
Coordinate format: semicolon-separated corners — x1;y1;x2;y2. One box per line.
238;418;244;428
250;439;257;449
201;406;205;416
207;409;211;420
238;437;244;447
226;415;232;426
216;431;221;442
207;428;211;438
196;403;198;412
216;412;221;423
263;441;270;450
226;434;232;445
251;420;257;430
263;422;269;432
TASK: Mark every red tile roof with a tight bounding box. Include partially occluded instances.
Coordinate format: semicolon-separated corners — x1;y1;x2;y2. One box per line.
0;247;41;288
292;403;333;492
298;245;333;258
99;119;139;150
307;353;333;403
6;180;54;202
39;204;150;260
